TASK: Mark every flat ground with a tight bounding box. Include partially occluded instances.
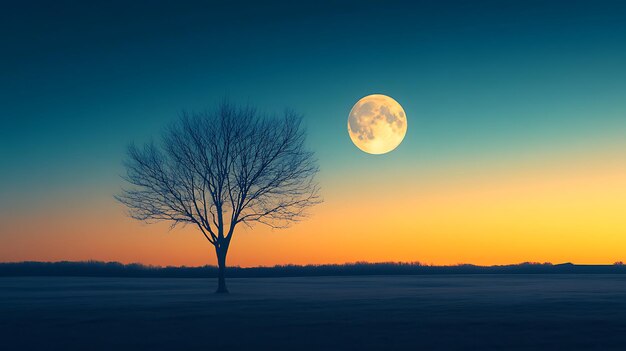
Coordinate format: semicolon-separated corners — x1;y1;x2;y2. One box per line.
2;275;626;350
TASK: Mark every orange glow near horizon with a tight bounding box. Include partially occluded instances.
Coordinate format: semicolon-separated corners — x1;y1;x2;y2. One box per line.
1;146;626;267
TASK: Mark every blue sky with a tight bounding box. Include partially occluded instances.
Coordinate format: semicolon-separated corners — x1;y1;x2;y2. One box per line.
1;1;626;265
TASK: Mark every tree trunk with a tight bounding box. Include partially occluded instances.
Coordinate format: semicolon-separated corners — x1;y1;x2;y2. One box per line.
215;247;229;294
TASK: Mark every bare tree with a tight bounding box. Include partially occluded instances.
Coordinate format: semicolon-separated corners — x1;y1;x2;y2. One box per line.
116;102;321;293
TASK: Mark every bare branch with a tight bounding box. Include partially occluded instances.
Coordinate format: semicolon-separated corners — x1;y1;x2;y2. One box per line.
116;101;322;249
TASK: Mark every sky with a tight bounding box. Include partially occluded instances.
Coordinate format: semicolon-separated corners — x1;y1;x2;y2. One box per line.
1;0;626;267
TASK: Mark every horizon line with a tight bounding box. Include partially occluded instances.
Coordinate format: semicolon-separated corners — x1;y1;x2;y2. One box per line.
2;259;625;269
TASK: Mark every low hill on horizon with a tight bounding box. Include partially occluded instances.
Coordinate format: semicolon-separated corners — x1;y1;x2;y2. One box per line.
1;261;625;278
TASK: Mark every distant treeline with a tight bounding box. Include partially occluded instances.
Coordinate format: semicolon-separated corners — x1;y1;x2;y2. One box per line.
0;261;625;278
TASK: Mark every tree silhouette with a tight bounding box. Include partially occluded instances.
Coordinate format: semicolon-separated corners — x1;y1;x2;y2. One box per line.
116;102;321;293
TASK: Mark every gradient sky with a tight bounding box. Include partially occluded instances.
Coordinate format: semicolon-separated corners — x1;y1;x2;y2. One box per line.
1;0;626;266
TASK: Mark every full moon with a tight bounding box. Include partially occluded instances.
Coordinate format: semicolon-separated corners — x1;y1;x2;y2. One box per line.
348;94;407;154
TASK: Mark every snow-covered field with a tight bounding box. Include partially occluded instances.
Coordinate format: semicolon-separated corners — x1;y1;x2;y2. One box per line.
2;275;626;350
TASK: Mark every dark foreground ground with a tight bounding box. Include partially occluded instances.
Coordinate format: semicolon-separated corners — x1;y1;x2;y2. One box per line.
2;275;626;350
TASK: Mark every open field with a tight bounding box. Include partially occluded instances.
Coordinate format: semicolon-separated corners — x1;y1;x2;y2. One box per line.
2;275;626;350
